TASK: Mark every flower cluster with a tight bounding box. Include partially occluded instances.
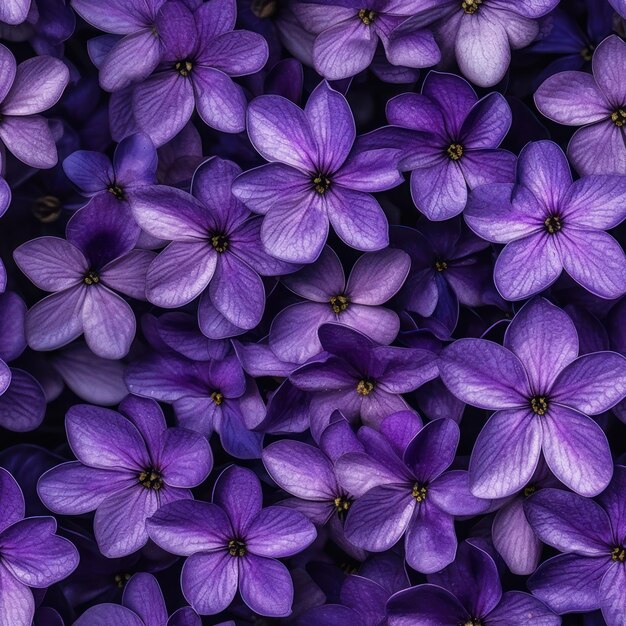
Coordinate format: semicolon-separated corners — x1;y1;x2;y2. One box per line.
0;0;626;625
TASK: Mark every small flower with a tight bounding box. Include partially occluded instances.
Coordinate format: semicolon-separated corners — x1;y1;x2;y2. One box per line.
147;465;317;617
37;396;213;557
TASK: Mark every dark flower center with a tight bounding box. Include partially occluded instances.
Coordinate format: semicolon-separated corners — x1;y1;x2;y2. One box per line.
33;195;61;223
580;46;594;61
330;294;349;314
210;234;229;253
530;395;549;416
228;538;246;557
358;9;375;24
83;270;100;285
175;59;193;77
611;109;626;127
523;484;537;497
333;495;353;517
412;482;428;502
611;546;626;561
114;572;131;588
312;173;331;194
356;379;375;396
544;215;562;234
461;620;483;626
447;143;464;160
435;260;448;272
250;0;279;18
108;184;125;200
138;467;163;490
211;391;224;405
461;0;482;13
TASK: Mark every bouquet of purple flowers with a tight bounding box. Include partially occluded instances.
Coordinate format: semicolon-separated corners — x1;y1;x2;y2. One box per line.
0;0;626;624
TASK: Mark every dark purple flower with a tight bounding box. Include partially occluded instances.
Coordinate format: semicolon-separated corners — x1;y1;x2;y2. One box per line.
609;0;626;17
387;71;516;220
392;0;559;87
292;0;440;80
132;0;269;144
0;467;78;626
535;35;626;175
73;0;165;92
0;43;68;168
147;465;317;617
525;466;626;626
74;572;203;626
269;246;410;364
386;539;559;626
37;396;213;557
125;352;265;459
289;323;438;439
466;140;626;301
13;205;156;359
439;297;626;498
131;156;296;338
336;414;488;573
232;80;405;263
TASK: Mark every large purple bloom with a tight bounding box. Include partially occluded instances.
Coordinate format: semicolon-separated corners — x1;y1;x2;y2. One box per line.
0;467;78;626
232;80;405;262
74;573;203;626
269;246;409;364
387;540;559;626
534;35;626;175
525;466;626;626
37;396;213;557
391;0;559;87
439;297;626;498
292;0;440;80
466;140;626;301
147;465;317;617
0;43;68;168
387;71;515;220
132;0;269;144
289;323;438;439
131;156;295;338
336;414;488;573
13;206;155;359
73;0;165;92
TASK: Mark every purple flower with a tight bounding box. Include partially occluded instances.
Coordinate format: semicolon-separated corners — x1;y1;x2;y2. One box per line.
534;35;626;175
74;572;202;626
0;43;68;168
525;466;626;626
63;133;161;248
232;80;405;263
0;0;30;25
292;0;440;80
289;323;438;439
0;292;46;432
147;465;317;617
72;0;165;92
131;156;295;338
393;0;559;87
269;246;410;364
125;352;265;459
466;140;626;301
37;396;213;557
132;0;269;145
386;72;516;220
262;415;365;559
609;0;626;17
387;539;559;626
336;414;488;573
439;297;626;499
0;467;78;626
390;218;497;320
13;206;156;359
